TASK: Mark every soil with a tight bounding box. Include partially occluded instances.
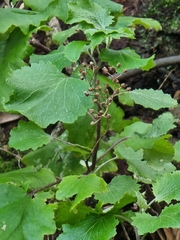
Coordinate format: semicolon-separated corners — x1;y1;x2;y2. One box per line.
1;1;180;239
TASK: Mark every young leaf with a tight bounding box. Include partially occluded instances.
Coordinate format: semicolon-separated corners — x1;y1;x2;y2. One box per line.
100;48;155;73
56;174;107;210
0;183;56;240
65;41;88;62
52;25;79;45
67;0;114;29
145;112;176;137
114;16;162;31
91;0;123;16
153;171;180;203
5;62;93;127
9;120;52;151
120;121;151;137
30;45;72;71
113;142;157;181
58;213;118;240
129;89;177;110
95;175;139;204
0;166;56;189
132;204;180;235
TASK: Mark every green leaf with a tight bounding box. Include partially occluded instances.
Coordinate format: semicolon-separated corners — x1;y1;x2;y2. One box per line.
0;28;33;109
65;41;88;62
58;213;118;240
145;112;176;137
22;141;62;173
58;152;85;177
0;183;56;240
173;141;180;162
91;0;123;16
132;204;180;235
0;8;47;37
114;142;157;181
9;120;52;151
30;45;72;71
85;26;134;40
100;48;155;73
22;141;86;177
118;89;134;106
67;0;114;30
120;121;151;137
0;166;56;189
55;200;93;227
5;62;93;127
52;25;79;45
153;171;180;203
23;0;54;11
56;174;107;210
129;89;177;110
64;115;96;148
95;175;139;204
114;16;162;30
144;137;175;173
106;101;124;133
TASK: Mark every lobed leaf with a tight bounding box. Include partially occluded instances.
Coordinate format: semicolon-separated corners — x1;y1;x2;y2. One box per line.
113;141;157;181
9;120;52;150
114;16;162;31
0;166;56;189
173;140;180;162
58;213;118;240
56;174;107;210
52;25;79;45
67;0;114;29
100;48;155;74
95;175;139;204
55;200;93;227
129;89;177;110
0;183;56;240
0;8;47;37
132;204;180;235
145;112;176;137
30;45;72;71
64;114;96;148
153;171;180;203
0;28;33;110
23;0;54;11
65;41;88;62
5;61;93;128
91;0;123;16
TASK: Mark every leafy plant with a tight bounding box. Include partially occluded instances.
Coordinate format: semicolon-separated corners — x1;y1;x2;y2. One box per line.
0;0;179;239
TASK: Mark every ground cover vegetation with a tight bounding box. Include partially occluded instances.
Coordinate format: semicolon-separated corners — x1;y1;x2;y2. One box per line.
0;0;180;239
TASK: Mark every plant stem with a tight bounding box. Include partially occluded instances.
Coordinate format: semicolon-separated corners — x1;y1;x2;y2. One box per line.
121;223;131;240
115;215;140;240
96;137;128;164
29;178;61;195
91;114;101;171
0;147;21;160
94;157;117;173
